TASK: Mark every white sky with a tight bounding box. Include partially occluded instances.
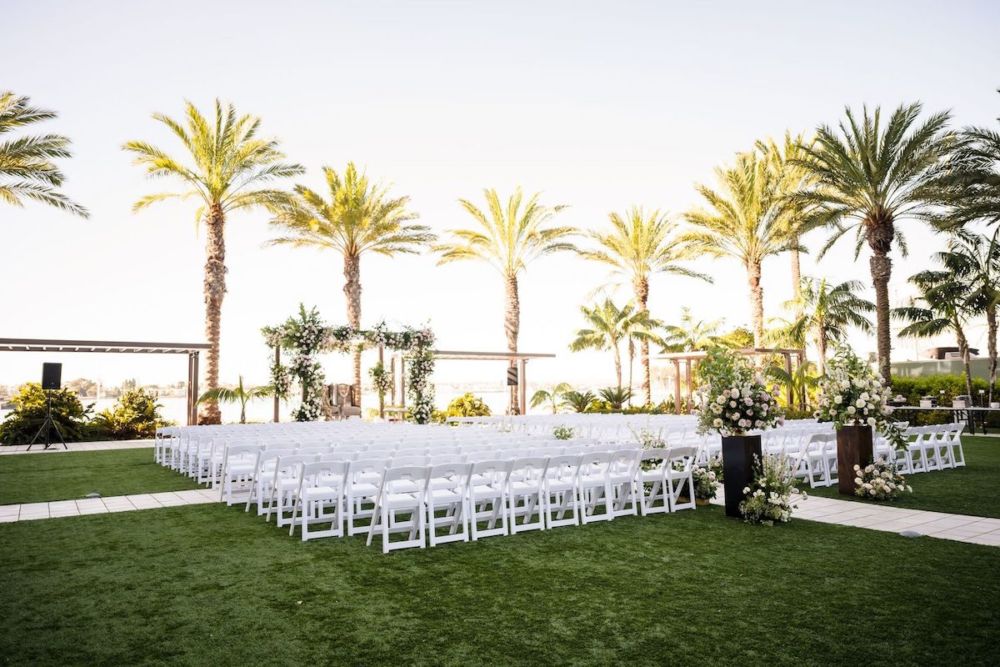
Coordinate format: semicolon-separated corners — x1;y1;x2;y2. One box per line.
3;0;999;395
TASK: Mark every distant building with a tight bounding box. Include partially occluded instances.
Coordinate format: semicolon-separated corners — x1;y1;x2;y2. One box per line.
922;346;980;360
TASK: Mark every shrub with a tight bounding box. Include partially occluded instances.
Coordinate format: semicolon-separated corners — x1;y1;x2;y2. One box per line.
890;375;1000;426
552;425;574;440
0;383;93;445
90;388;171;440
444;393;491;418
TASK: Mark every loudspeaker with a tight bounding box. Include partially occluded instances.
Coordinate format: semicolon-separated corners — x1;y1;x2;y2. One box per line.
41;362;62;391
506;366;518;386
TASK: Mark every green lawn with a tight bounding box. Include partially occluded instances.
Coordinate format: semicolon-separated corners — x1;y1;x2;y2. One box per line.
0;448;199;505
807;435;1000;518
2;504;999;665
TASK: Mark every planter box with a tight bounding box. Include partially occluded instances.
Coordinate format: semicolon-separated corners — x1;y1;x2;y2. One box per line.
836;424;874;496
721;434;762;518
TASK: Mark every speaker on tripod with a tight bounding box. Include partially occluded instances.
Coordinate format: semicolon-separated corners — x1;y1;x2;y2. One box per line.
28;363;67;451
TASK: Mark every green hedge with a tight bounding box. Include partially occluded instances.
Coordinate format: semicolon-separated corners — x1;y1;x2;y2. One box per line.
890;375;1000;426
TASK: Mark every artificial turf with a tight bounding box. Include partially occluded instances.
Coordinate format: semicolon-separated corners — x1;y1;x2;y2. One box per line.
806;435;1000;518
0;448;199;505
1;503;998;665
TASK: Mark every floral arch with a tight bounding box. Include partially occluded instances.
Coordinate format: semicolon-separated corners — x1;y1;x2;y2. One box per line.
263;305;435;424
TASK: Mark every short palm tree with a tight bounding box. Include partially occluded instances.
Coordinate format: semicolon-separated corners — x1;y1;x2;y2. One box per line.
569;299;636;390
561;390;596;413
529;382;572;414
786;278;874;376
894;269;976;398
935;229;1000;401
793;103;954;384
578;206;708;404
661;307;723;352
685;149;800;347
435;187;575;414
124;100;303;424
0;91;87;216
198;376;273;424
268;163;434;406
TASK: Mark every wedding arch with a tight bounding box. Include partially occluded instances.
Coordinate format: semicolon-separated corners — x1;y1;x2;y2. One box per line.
262;305;435;424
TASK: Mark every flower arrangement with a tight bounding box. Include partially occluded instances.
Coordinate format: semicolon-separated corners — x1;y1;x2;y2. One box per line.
691;465;720;501
552;425;575;440
738;455;805;525
853;459;912;501
815;347;904;449
696;348;784;436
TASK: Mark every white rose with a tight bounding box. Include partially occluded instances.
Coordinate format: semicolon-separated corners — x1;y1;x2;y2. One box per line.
855;398;866;408
867;417;876;426
731;388;740;399
834;395;843;404
847;406;856;415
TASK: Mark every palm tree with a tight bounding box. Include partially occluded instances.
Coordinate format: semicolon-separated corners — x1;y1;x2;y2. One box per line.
685;149;800;347
661;307;723;352
562;389;596;413
529;382;572;414
934;91;1000;229
124;100;303;424
198;376;273;424
435;188;575;414
756;132;815;302
793;103;954;384
268;163;434;407
786;278;874;376
935;229;1000;402
894;269;976;398
578;207;708;404
623;309;663;401
569;299;636;390
0;91;87;216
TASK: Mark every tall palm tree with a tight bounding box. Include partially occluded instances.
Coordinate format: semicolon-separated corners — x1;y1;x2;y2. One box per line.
894;268;976;398
578;207;707;405
268;163;433;406
0;91;87;216
623;309;663;400
661;307;724;352
785;278;874;376
685;149;800;347
124;100;303;423
756;132;815;302
568;299;638;391
935;229;1000;402
934;91;1000;229
198;376;273;424
435;188;575;414
793;103;954;384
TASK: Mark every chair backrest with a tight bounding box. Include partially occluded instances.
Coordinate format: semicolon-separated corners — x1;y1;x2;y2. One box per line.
665;446;697;470
470;459;512;486
299;460;349;489
510;457;549;484
545;455;582;482
382;465;430;494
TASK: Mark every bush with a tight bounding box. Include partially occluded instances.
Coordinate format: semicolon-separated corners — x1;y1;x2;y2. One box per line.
891;375;1000;426
0;383;93;445
90;388;172;440
445;393;491;418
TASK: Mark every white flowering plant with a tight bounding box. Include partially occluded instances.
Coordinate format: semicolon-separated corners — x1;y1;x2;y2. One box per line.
691;466;720;500
739;454;805;525
695;348;784;436
853;459;912;501
552;425;575;440
815;347;904;449
631;427;666;471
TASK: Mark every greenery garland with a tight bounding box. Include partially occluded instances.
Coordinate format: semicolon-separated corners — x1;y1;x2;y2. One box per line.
263;304;436;424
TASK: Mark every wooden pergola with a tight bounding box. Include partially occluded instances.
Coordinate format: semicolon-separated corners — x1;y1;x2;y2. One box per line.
0;337;211;425
658;348;807;414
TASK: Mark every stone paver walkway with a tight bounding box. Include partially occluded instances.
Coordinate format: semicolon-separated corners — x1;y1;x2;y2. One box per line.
0;440;154;455
0;488;218;522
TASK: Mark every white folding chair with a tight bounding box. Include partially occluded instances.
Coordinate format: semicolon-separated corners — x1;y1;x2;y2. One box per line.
289;460;348;541
665;446;697;512
578;452;614;524
468;460;512;540
346;459;388;536
608;449;640;518
367;466;429;554
426;462;472;547
543;455;582;528
636;450;669;516
507;457;548;534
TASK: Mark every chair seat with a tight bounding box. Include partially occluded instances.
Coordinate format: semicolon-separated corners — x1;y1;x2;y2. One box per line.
470;485;503;500
639;470;663;482
349;483;378;496
510;481;542;494
384;492;421;509
546;480;575;493
430;488;463;502
303;486;339;499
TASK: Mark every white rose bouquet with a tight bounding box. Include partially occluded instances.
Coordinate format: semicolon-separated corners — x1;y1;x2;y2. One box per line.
696;348;784;437
815;347;904;449
853;459;912;501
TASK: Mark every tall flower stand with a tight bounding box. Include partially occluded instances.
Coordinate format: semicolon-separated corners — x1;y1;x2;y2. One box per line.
836;424;873;495
722;434;762;518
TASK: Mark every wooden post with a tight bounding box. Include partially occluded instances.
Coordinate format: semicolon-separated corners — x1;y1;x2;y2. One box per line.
798;351;807;409
783;352;793;409
685;360;693;411
378;344;385;419
273;346;281;423
400;357;407;408
518;358;527;415
673;359;682;414
189;352;199;425
836;425;873;495
186;352;195;426
722;435;762;518
390;356;397;405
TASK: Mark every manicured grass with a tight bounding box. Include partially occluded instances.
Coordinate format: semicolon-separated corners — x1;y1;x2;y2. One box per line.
807;435;1000;518
0;448;199;505
2;504;999;665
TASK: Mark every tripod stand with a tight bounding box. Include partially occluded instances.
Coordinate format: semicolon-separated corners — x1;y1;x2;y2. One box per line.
27;391;68;451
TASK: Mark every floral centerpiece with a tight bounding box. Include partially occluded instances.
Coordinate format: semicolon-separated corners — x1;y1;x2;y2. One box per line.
691;466;720;502
739;455;805;525
853;459;911;501
814;347;904;448
552;425;575;440
695;348;784;436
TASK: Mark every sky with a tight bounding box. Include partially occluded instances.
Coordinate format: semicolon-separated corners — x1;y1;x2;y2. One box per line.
3;0;999;399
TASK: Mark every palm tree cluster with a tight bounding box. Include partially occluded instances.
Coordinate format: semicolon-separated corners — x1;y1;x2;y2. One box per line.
7;90;1000;419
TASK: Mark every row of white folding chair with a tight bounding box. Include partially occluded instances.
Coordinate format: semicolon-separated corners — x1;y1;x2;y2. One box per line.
892;424;965;474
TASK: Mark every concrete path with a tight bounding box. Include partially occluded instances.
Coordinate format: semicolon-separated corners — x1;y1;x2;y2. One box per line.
0;440;153;455
0;488;218;522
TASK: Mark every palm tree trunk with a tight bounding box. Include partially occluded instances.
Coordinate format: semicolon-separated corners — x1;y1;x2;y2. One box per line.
614;345;622;392
956;325;973;399
867;220;894;385
199;203;226;425
239;399;247;424
790;242;802;302
747;260;764;348
988;305;998;404
344;253;362;412
816;329;827;377
634;276;652;405
505;272;520;414
627;338;635;402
